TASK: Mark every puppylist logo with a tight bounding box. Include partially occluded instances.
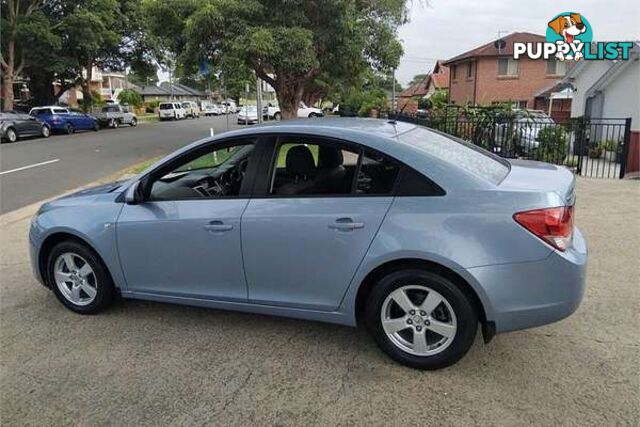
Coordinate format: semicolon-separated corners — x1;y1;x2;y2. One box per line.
514;12;633;62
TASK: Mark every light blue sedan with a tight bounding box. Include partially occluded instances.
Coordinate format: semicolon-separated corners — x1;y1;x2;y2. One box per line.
29;119;587;369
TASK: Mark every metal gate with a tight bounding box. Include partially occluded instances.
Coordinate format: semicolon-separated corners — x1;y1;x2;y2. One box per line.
390;108;632;179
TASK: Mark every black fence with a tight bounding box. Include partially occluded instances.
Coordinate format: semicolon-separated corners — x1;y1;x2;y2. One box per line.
389;107;632;179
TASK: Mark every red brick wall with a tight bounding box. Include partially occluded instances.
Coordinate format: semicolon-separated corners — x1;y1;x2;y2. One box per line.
625;131;640;179
449;57;566;108
448;60;476;105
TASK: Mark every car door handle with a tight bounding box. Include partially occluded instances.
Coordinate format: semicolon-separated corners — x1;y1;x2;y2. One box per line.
203;220;233;232
328;218;364;231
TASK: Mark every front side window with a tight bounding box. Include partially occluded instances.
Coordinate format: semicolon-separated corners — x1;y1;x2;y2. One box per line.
148;141;255;201
498;58;519;76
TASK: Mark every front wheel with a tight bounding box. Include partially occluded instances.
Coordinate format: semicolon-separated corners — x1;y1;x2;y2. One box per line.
5;127;18;142
365;269;478;370
47;240;116;314
41;125;51;138
274;112;281;121
130;117;137;127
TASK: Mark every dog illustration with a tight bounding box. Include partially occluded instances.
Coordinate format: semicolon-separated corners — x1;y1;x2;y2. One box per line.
548;13;586;61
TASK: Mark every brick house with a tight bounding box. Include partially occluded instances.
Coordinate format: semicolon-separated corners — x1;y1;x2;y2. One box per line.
443;32;572;112
397;60;449;113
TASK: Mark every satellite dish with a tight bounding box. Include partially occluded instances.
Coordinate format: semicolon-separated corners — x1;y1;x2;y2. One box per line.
494;39;507;50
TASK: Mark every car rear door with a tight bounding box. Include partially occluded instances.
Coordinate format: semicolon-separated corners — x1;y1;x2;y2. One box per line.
240;136;401;311
117;137;264;301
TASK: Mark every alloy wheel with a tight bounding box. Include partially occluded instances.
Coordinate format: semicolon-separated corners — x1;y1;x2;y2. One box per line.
6;128;17;142
380;285;457;356
42;125;51;138
53;252;98;306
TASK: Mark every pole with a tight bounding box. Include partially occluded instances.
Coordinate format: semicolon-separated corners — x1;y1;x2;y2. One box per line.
245;82;249;126
392;68;396;116
257;76;263;124
222;74;229;132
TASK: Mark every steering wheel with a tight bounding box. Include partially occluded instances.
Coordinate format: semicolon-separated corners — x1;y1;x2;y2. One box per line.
233;159;249;182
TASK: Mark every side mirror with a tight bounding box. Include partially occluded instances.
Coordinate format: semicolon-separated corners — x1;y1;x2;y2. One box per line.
124;181;144;205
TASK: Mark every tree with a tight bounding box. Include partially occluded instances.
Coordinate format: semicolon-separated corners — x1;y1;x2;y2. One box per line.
158;0;407;119
1;0;44;110
117;88;143;107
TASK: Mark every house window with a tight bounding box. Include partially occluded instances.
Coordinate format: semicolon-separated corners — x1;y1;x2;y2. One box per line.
546;59;567;76
452;65;457;80
498;58;519;76
466;62;473;79
515;100;527;109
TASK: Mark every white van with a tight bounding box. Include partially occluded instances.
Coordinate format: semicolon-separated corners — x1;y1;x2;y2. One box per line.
158;102;187;121
181;101;200;119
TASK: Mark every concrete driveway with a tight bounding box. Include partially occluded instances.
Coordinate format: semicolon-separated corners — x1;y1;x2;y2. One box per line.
0;178;638;425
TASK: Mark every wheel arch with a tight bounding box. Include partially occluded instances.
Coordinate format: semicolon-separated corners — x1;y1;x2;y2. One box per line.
353;257;496;343
38;232;113;290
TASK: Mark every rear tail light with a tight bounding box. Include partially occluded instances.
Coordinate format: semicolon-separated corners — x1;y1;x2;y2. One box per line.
514;206;574;251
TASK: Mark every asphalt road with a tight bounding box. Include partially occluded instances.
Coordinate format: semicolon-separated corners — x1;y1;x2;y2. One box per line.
0;178;638;425
0;115;240;213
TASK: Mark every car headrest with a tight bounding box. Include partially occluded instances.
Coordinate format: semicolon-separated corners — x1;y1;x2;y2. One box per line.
318;146;344;168
286;145;316;177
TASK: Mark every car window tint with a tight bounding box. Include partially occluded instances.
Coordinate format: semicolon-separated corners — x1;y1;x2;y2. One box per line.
356;150;400;194
399;127;510;184
148;142;255;201
53;108;68;114
270;142;358;196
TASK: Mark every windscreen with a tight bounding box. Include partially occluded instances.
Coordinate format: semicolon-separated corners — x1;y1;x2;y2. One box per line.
398;127;510;184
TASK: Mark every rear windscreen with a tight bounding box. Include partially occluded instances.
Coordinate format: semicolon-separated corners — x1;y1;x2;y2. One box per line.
159;104;173;110
398;127;510;184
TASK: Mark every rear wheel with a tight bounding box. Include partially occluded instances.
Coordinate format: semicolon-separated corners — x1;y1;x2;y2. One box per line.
5;127;18;142
93;121;100;131
130;117;138;127
365;269;478;370
47;240;115;314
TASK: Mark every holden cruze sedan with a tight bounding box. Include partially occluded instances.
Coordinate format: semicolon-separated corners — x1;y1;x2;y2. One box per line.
29;119;587;369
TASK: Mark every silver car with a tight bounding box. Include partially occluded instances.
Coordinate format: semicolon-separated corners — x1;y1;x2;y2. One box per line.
29;119;587;369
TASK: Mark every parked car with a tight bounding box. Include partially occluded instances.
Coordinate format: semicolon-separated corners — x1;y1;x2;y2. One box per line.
494;110;555;155
266;102;325;119
0;111;50;143
237;105;259;124
262;103;280;120
204;104;222;116
29;118;586;370
92;104;137;128
30;106;99;134
158;102;187;121
221;101;239;114
181;101;200;119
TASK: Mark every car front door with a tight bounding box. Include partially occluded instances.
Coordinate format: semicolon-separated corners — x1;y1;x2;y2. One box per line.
241;137;401;311
116;138;262;301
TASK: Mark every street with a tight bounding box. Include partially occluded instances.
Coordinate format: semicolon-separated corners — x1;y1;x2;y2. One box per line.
0;178;638;425
0;116;240;213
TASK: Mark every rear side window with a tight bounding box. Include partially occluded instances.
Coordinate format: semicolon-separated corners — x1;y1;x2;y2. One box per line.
53;108;68;114
399;128;510;184
356;150;400;194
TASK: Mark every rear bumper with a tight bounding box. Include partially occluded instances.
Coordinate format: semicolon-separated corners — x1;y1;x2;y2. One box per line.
468;227;587;334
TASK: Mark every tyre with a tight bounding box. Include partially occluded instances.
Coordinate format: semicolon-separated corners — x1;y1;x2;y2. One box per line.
308;113;317;118
5;127;18;142
274;112;281;121
93;121;100;132
130;117;137;127
47;240;116;314
65;123;74;134
113;119;120;129
41;125;51;138
365;269;478;370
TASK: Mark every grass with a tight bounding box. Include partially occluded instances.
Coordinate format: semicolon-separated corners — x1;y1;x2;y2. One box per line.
127;156;162;174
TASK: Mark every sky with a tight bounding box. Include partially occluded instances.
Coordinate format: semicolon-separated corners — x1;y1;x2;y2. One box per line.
396;0;640;85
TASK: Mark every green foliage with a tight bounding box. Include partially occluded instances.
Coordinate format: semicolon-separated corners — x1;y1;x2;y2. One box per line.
428;89;448;110
117;89;143;107
408;74;427;86
341;87;388;117
588;146;603;159
601;139;619;152
535;125;568;163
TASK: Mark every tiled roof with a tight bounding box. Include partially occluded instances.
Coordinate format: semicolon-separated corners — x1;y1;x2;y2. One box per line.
443;32;546;65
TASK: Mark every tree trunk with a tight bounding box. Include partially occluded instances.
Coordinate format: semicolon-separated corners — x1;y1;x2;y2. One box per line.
80;62;94;111
2;40;16;111
275;76;304;120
